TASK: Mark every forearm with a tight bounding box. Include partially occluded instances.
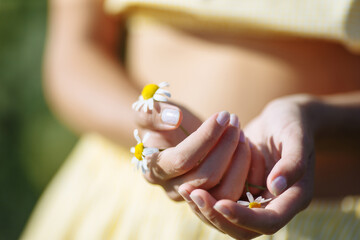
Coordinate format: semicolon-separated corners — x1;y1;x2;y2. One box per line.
44;0;138;146
309;91;360;134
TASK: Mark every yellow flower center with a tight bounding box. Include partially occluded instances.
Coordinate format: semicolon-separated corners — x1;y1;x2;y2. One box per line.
249;202;261;208
134;143;144;160
141;84;159;100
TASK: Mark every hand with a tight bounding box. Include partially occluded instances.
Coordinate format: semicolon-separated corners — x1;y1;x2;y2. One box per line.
133;101;202;148
133;103;251;202
181;94;316;239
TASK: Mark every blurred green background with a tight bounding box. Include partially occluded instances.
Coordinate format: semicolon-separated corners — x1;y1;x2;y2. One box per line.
0;0;78;239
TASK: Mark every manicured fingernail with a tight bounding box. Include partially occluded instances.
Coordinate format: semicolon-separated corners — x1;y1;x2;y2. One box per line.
178;187;192;202
190;193;205;208
216;111;230;126
161;109;180;125
272;176;287;196
214;203;232;217
229;114;239;128
239;130;245;143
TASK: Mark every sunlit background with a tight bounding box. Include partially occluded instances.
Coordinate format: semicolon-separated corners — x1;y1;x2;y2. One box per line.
0;0;77;239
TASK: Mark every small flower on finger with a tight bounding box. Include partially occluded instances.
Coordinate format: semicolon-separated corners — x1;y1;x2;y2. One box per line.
237;192;272;208
130;129;159;173
132;82;171;112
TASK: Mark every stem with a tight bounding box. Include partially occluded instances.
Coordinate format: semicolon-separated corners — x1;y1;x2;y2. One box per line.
246;182;266;191
179;125;190;136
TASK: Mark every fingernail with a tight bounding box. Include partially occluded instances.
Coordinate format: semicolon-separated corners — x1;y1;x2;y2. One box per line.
161;109;180;125
178;187;192;202
190;193;205;208
239;130;245;143
249;140;254;148
229;114;239;128
214;203;232;218
216;111;230;126
272;176;287;196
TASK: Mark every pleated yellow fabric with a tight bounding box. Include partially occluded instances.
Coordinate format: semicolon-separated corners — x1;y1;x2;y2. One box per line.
21;134;360;240
104;0;360;53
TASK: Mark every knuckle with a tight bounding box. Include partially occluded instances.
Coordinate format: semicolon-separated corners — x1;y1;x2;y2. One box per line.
173;151;187;167
286;153;307;176
232;215;246;226
198;207;222;226
199;130;218;146
262;218;285;235
300;192;312;211
172;151;192;173
143;172;158;184
196;172;221;189
221;130;239;146
213;189;238;201
144;174;157;184
294;159;307;175
263;224;281;235
203;177;221;189
137;111;155;128
166;190;182;202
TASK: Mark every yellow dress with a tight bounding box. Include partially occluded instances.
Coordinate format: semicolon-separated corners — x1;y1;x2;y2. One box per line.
22;1;360;239
21;135;360;240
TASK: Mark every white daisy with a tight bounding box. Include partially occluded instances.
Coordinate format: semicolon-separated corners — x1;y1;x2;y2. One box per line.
237;192;272;208
130;129;159;173
132;82;171;112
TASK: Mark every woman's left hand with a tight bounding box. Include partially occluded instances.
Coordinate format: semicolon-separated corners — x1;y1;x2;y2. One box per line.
181;94;317;239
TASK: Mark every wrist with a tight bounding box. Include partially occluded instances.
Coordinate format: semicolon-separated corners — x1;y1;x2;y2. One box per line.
301;92;360;135
277;94;323;134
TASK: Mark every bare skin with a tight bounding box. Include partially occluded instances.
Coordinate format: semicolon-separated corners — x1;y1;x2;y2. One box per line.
45;0;360;238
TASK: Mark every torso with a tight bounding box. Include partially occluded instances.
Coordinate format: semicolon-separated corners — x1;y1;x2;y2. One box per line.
126;21;360;123
126;21;360;197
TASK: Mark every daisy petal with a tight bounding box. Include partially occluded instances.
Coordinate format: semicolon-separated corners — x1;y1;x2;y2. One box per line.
156;89;171;97
132;101;138;110
143;103;148;112
246;192;254;203
261;198;272;204
137;161;141;170
131;157;137;164
254;196;263;203
158;82;170;88
130;147;135;153
143;160;149;170
134;129;141;143
237;200;250;206
149;98;154;110
143;147;159;156
135;101;143;111
142;132;150;143
153;94;168;102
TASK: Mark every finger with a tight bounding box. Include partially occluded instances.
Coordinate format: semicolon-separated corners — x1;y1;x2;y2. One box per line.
171;114;240;190
209;132;251;201
213;179;310;235
267;126;313;196
146;111;231;181
177;184;215;227
190;189;258;239
246;140;266;195
134;102;183;130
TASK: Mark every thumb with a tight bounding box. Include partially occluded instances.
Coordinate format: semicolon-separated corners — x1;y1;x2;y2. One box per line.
134;101;183;130
266;133;311;196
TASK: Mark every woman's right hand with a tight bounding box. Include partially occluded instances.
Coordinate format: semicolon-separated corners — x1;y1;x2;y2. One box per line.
133;102;253;202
